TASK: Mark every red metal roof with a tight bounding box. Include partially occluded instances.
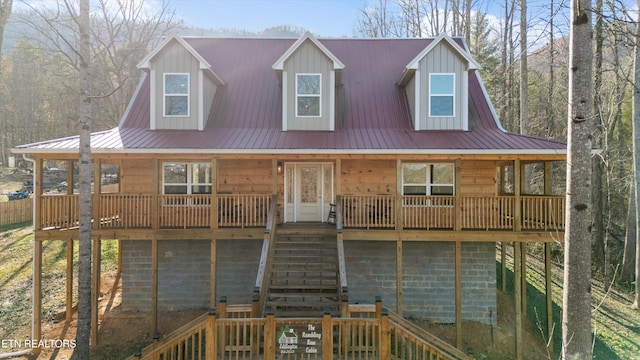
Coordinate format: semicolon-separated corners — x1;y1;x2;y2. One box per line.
16;37;566;154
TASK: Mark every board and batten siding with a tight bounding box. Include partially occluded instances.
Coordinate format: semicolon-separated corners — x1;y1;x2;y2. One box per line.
151;40;200;130
417;42;468;131
283;40;334;131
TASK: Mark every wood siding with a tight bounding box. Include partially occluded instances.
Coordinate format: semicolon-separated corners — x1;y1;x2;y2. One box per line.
218;159;273;194
283;39;334;131
121;159;155;194
340;160;396;195
418;42;467;131
152;40;200;130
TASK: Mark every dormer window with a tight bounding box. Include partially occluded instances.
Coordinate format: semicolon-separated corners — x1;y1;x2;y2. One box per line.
429;73;455;117
164;73;190;117
296;73;321;117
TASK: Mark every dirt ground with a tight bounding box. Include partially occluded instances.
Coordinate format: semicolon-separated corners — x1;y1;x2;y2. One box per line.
2;269;548;360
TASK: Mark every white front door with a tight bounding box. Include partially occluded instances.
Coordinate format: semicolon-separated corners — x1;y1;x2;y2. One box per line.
296;164;323;221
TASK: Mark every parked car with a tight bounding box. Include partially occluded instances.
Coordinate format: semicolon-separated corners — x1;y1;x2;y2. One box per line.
7;190;30;200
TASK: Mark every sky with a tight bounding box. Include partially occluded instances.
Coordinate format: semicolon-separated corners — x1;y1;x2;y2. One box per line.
173;0;363;37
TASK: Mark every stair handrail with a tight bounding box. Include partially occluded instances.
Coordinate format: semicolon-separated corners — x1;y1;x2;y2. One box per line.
335;196;348;297
254;194;278;315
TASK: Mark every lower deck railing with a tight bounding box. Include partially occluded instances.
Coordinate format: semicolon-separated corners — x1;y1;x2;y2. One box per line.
37;193;564;232
128;299;470;360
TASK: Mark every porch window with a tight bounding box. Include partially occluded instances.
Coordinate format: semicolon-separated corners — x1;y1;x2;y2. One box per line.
402;163;454;196
429;73;454;117
163;163;212;195
164;73;189;116
296;73;321;117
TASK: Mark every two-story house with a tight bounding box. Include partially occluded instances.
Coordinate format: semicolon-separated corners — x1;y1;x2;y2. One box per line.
13;32;565;348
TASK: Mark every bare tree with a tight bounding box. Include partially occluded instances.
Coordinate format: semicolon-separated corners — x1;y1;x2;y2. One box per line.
562;0;594;358
0;0;12;166
519;0;527;135
75;0;91;355
632;0;640;309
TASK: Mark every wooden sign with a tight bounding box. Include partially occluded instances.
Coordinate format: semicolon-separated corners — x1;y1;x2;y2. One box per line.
277;323;322;355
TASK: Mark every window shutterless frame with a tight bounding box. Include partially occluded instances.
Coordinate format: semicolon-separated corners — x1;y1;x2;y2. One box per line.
428;73;455;117
163;73;190;117
295;73;321;117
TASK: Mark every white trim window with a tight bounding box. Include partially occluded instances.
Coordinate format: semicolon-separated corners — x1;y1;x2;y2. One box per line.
296;73;321;117
429;73;455;117
402;163;455;197
163;162;212;195
164;73;190;116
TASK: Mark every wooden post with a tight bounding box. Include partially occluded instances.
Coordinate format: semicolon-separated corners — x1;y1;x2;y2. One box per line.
501;243;507;293
151;238;158;335
396;159;403;231
211;158;218;229
514;242;523;360
379;308;391;359
93;159;101;229
396;240;403;315
218;296;227;358
455;241;462;350
117;239;122;276
272;159;278;195
91;237;101;346
455;160;462;232
264;308;276;360
375;296;382;318
521;242;527;314
210;239;217;308
33;238;42;346
514;159;522;232
341;296;350;356
322;309;333;360
251;292;260;317
151;160;159;230
206;308;217;356
545;242;554;356
66;238;74;322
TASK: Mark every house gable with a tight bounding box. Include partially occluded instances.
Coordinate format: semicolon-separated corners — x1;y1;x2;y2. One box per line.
137;35;224;131
400;34;479;131
273;33;344;131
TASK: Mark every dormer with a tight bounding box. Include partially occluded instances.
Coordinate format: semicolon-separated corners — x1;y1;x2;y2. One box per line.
137;34;225;131
399;34;479;131
272;32;344;131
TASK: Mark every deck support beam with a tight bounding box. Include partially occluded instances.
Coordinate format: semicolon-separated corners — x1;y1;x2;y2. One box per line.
396;240;403;315
33;238;42;350
151;237;158;335
455;241;462;350
514;241;523;360
210;238;217;308
66;238;74;322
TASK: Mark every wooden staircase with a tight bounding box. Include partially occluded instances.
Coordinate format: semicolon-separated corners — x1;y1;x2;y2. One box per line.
265;225;340;317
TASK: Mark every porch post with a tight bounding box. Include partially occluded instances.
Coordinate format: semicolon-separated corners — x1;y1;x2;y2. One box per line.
210;238;217;308
514;242;523;360
91;237;101;345
211;159;218;229
66;238;74;322
151;237;158;334
396;240;403;315
544;161;554;354
545;241;554;356
322;309;332;360
33;238;42;348
92;159;101;230
455;241;462;350
396;159;403;231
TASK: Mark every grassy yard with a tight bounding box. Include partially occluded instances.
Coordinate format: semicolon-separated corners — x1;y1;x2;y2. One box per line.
499;243;640;359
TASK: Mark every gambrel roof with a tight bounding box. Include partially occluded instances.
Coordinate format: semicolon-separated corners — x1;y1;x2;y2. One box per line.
14;36;565;155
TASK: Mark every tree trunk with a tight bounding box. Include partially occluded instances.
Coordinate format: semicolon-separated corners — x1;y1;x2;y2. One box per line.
519;0;528;135
622;185;636;282
74;0;92;357
633;0;640;309
562;0;593;358
592;0;605;277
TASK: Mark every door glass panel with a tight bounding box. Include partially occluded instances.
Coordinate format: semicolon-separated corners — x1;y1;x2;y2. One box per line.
324;165;332;203
300;167;318;203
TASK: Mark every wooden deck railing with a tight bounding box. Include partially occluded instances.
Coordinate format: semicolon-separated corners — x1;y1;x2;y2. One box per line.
128;298;471;360
38;193;271;230
37;193;564;233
